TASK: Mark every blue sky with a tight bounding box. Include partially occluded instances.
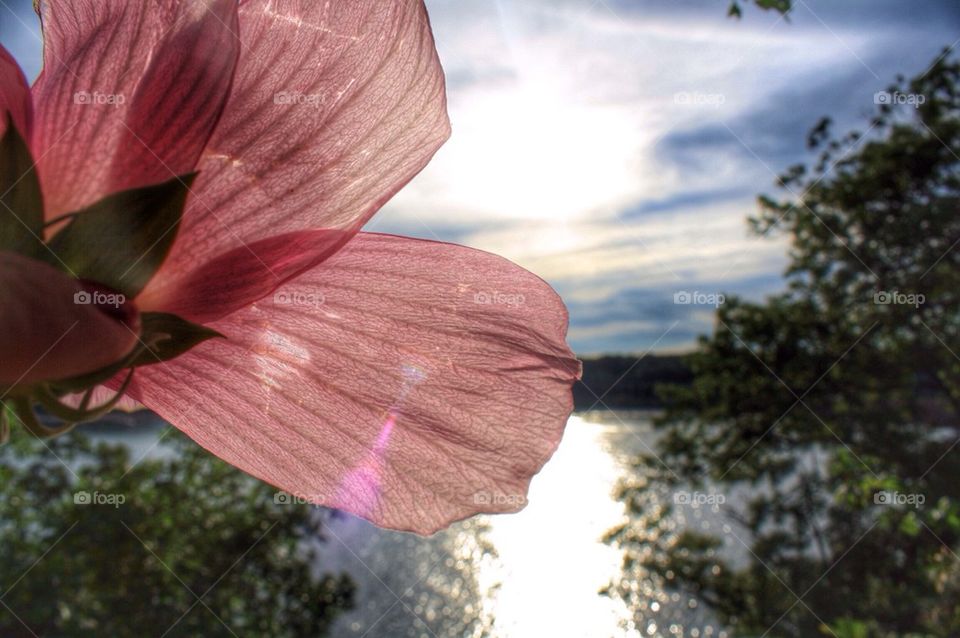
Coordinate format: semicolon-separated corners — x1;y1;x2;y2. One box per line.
3;1;959;355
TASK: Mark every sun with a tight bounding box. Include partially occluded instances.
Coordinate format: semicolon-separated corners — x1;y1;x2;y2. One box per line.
418;77;644;223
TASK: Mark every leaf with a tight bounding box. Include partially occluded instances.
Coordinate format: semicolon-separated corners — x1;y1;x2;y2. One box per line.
0;114;44;256
44;174;196;297
899;511;921;537
129;312;223;368
756;0;792;14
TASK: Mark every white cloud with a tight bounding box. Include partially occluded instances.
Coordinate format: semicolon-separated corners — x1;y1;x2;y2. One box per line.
393;0;855;227
379;194;786;305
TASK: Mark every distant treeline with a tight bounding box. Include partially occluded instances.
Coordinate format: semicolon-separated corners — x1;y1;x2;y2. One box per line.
573;354;693;410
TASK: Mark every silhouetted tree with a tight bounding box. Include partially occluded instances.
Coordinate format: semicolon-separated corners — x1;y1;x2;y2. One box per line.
0;426;354;637
610;50;960;637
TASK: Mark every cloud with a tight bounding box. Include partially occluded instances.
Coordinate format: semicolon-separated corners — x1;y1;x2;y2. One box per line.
394;0;868;226
564;269;787;355
377;0;959;354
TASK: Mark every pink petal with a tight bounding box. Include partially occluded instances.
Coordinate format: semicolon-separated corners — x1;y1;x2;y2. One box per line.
0;44;32;139
139;228;351;323
138;0;450;320
128;233;580;534
108;0;240;194
0;252;139;387
31;1;239;218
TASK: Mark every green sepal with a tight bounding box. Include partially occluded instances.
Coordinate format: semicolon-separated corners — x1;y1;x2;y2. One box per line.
8;397;76;439
0;113;44;257
48;312;223;397
47;354;133;396
44;173;196;297
35;370;135;424
48;313;221;395
11;312;220;438
128;312;223;368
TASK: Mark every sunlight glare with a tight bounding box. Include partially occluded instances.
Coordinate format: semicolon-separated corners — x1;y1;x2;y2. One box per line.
477;416;637;637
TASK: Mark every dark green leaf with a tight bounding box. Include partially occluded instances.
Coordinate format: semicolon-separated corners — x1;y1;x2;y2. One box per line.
755;0;791;13
44;174;196;297
0;114;44;256
129;312;223;368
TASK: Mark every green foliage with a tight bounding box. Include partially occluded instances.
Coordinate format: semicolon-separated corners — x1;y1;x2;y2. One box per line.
0;425;354;637
610;51;960;636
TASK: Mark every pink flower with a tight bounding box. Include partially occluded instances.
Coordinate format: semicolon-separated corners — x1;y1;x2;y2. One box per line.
0;0;580;534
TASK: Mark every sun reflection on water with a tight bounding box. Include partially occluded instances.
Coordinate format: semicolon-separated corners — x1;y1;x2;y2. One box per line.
476;415;638;637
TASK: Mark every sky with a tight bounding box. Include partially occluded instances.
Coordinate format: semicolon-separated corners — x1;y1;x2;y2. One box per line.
3;1;959;355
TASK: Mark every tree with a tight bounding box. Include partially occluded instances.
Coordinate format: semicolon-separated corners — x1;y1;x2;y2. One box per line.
0;426;355;637
608;51;960;637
